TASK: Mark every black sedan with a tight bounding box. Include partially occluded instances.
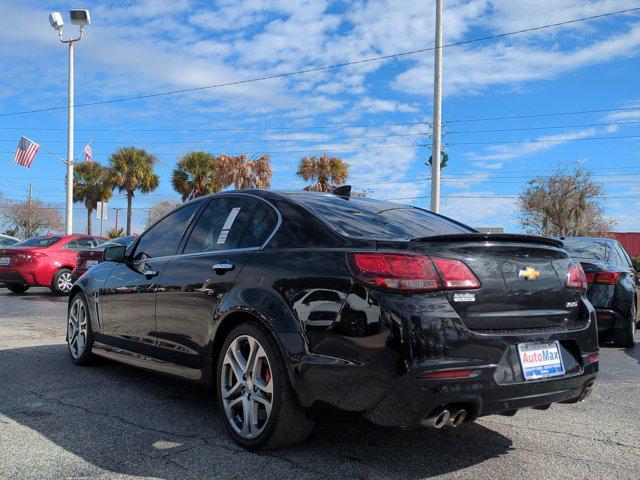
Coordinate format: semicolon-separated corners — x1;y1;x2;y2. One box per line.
68;189;599;450
71;236;137;283
562;237;639;347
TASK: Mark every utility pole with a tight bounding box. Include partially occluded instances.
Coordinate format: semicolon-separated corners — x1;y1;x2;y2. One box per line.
430;0;443;214
114;208;125;233
28;184;32;204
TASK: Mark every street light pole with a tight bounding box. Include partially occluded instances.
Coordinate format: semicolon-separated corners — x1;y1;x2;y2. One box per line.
65;39;75;234
430;0;443;214
49;10;89;234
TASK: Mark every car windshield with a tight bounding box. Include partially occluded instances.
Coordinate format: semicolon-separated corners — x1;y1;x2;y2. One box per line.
15;236;62;247
286;192;474;240
562;239;607;261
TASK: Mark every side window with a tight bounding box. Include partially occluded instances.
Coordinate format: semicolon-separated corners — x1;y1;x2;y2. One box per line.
76;238;98;249
64;240;80;251
134;203;200;260
184;197;277;254
616;244;633;269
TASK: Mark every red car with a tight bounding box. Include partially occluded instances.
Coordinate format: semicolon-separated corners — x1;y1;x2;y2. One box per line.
0;234;107;295
71;236;137;282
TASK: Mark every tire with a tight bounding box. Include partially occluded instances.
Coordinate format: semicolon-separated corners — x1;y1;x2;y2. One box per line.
67;292;95;365
5;283;29;293
612;303;637;348
216;322;314;450
51;268;74;295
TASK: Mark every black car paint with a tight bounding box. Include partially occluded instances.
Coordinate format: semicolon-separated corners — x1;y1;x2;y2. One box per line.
71;191;598;428
562;237;640;333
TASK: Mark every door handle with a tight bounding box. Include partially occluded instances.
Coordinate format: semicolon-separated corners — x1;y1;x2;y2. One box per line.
212;262;234;274
143;269;158;278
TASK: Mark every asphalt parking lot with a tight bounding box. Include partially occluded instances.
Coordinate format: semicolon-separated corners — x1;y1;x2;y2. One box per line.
0;288;639;479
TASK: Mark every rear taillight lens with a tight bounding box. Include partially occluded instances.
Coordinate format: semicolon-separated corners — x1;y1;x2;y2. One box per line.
349;253;442;291
348;253;480;292
585;271;620;285
567;261;587;290
432;257;481;289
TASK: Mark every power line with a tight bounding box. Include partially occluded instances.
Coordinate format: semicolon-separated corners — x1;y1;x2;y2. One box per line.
445;120;640;134
445;106;640;123
446;134;640;146
1;7;638;117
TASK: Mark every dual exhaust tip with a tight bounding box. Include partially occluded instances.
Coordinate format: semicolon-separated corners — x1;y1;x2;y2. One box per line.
421;407;467;429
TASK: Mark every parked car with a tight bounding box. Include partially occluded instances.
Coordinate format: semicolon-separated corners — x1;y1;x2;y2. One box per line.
72;236;137;283
0;234;20;247
68;190;598;450
562;237;639;347
0;234;107;295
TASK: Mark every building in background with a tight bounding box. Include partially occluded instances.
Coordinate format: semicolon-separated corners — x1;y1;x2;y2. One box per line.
475;227;505;234
614;232;640;256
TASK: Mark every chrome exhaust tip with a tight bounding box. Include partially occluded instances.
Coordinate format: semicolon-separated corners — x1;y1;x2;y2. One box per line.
421;408;450;429
446;408;467;428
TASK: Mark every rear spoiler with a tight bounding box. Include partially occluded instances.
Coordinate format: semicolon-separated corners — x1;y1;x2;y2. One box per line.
410;233;564;248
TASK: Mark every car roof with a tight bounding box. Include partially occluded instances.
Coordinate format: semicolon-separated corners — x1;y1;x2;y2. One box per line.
561;236;615;244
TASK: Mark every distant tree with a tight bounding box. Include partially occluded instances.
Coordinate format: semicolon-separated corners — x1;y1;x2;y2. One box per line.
106;227;124;239
519;162;615;237
108;147;160;235
145;200;181;228
171;151;221;201
428;150;449;171
73;162;113;235
297;153;349;192
3;228;19;237
0;198;63;238
220;154;271;189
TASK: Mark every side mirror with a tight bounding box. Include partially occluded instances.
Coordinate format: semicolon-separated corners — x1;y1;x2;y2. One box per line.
103;244;126;263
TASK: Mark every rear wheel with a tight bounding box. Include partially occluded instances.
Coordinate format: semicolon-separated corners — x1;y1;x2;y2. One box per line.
5;283;29;293
613;303;637;348
216;322;314;450
51;268;73;295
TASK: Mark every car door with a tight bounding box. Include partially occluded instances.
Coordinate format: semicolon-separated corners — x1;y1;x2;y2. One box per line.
154;195;279;371
97;202;202;354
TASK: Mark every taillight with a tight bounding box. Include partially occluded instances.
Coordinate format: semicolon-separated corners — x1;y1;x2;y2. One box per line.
567;261;587;290
347;253;480;292
585;271;620;285
432;257;481;289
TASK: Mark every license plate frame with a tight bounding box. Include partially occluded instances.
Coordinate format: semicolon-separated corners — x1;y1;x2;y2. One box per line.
85;260;99;268
0;257;9;266
517;341;565;381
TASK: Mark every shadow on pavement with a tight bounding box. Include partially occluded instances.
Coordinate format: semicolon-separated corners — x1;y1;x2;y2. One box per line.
624;342;640;364
0;344;512;479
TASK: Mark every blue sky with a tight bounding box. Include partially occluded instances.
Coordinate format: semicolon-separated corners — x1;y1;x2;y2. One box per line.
1;0;639;234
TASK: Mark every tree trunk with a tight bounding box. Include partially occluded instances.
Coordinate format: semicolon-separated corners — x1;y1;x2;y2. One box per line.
126;192;133;235
87;208;93;235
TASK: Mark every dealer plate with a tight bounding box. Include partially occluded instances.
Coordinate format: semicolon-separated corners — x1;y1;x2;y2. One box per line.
517;341;565;381
0;257;9;266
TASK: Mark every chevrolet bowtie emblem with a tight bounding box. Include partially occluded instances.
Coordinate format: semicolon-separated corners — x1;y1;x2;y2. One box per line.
518;267;541;281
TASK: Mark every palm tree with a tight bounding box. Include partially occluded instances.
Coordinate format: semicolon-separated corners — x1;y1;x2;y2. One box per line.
171;151;221;201
428;150;449;171
108;147;160;235
296;153;349;192
73;162;113;235
221;154;272;190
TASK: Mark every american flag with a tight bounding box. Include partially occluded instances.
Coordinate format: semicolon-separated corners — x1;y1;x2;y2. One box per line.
83;143;93;162
13;136;40;169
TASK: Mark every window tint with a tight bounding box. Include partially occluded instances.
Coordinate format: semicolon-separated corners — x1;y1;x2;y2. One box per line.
618;244;634;269
562;240;607;261
613;244;632;268
134;203;200;259
64;240;79;251
286;193;473;240
76;238;99;249
16;236;62;247
184;197;276;253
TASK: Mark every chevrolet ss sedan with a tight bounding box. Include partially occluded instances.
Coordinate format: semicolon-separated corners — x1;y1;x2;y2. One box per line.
67;189;599;450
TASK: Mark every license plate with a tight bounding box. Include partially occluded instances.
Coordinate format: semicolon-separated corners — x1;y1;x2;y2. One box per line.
517;341;565;381
85;260;99;268
0;257;9;266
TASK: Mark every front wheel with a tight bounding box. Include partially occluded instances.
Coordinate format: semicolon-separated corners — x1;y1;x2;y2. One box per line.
5;283;29;293
67;293;95;365
216;322;314;450
51;268;73;295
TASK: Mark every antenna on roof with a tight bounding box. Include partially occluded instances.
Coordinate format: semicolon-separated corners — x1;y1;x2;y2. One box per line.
332;185;351;198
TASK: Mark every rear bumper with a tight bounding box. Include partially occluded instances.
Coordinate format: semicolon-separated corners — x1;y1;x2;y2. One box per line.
71;267;87;283
365;360;597;427
0;266;51;287
595;308;627;331
0;270;30;285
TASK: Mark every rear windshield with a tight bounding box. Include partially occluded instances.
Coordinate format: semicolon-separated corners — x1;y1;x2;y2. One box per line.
16;236;62;247
94;237;135;250
562;240;607;261
288;193;474;240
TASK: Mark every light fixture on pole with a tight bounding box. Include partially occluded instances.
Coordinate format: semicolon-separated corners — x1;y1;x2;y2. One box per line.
49;9;91;235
